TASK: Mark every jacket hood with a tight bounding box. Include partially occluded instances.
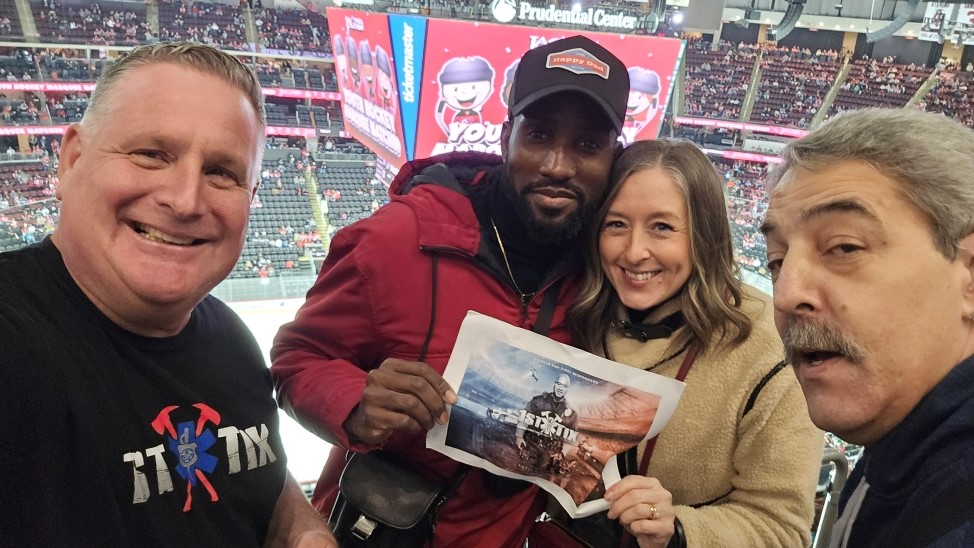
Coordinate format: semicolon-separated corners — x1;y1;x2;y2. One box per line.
386;152;504;255
389;152;503;197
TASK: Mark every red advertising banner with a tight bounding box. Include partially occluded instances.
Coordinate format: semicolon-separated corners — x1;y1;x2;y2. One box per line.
414;22;684;158
326;8;407;167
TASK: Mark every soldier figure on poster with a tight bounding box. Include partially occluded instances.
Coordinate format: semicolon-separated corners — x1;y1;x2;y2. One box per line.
515;374;579;476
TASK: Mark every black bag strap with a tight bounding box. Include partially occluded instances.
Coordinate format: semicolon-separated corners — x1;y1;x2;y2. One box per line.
532;278;564;336
742;360;787;417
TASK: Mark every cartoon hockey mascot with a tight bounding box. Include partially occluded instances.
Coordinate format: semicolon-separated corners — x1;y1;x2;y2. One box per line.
359;40;375;102
332;34;348;88
346;35;361;91
500;59;519;109
435;56;495;136
623;67;662;144
375;45;396;113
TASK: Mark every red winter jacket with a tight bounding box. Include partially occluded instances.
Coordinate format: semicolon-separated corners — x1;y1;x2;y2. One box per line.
271;152;581;547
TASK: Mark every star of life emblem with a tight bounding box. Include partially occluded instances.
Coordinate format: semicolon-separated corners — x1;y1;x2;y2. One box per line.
539;411;563;437
177;427;199;468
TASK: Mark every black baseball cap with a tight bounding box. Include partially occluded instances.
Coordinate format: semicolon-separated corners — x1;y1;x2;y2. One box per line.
508;35;629;132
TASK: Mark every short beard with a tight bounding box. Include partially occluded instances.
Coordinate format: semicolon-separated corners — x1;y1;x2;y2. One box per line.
781;318;866;365
506;182;595;245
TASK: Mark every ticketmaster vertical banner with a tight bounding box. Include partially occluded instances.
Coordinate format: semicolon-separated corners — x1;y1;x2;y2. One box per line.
388;14;427;161
326;8;408;168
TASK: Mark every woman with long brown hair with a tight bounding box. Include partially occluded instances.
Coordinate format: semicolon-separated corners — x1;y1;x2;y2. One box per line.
568;140;822;547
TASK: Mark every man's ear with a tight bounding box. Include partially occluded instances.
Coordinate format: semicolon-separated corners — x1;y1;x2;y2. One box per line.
500;119;512;161
958;232;974;318
55;124;83;200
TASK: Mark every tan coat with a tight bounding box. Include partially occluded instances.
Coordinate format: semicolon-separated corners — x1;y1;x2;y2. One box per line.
605;286;823;547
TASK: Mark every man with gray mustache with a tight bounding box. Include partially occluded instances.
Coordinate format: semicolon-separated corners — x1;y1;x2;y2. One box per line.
761;108;974;547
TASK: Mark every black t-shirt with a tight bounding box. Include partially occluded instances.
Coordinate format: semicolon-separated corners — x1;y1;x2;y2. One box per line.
0;239;287;547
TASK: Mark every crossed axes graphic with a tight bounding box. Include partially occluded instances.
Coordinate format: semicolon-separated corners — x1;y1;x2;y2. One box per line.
151;403;222;512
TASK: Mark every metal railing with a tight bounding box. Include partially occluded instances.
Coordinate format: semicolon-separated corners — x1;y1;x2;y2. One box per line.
813;448;850;548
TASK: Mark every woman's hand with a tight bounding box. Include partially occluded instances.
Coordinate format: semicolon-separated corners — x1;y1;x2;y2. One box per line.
604;475;675;548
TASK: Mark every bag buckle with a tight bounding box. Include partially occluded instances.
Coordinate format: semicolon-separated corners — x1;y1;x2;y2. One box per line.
351;514;378;540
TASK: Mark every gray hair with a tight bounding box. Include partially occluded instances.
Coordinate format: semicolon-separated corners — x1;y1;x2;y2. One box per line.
766;108;974;259
83;41;265;130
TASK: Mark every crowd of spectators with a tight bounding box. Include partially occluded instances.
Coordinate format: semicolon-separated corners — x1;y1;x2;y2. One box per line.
26;1;332;56
46;91;89;123
255;8;330;56
37;48;108;81
0;158;56;201
33;0;149;46
1;92;44;125
317;136;371;156
683;39;757;120
318;164;384;232
0;199;59;250
831;58;933;114
0;0;22;41
0;48;39;82
717;158;771;278
253;59;338;92
233;155;320;279
158;0;249;51
0;156;58;251
923;69;974;127
665;116;741;147
750;45;840;129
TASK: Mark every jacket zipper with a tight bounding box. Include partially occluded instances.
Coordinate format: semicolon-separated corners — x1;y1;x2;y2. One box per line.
421;245;548;326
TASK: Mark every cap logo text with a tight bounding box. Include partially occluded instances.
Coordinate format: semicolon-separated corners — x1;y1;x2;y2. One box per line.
546;48;610;79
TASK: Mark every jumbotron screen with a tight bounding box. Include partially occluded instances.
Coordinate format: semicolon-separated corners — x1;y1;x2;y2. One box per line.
327;8;685;168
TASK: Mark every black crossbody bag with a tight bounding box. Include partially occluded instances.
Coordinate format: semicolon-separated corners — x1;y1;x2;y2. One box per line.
329;450;467;547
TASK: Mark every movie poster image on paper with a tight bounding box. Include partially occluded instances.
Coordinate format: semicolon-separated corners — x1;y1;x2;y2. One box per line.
428;312;685;517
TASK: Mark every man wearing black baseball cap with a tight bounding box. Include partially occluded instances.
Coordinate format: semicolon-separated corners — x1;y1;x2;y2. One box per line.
272;35;629;547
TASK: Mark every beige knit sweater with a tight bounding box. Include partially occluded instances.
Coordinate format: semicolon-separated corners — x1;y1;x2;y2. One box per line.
604;285;823;547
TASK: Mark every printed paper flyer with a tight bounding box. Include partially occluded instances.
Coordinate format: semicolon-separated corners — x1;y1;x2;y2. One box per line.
428;312;685;517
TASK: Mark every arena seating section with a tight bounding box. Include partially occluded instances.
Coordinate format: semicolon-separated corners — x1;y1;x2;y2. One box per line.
925;71;974;127
716;158;771;278
2;1;974;290
255;8;330;55
0;158;58;252
32;0;148;46
683;40;756;120
751;48;840;129
831;59;932;114
318;165;384;230
157;0;248;51
0;2;23;42
230;159;316;279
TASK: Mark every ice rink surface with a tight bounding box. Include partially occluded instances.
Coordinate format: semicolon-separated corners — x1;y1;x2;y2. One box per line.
228;299;332;484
